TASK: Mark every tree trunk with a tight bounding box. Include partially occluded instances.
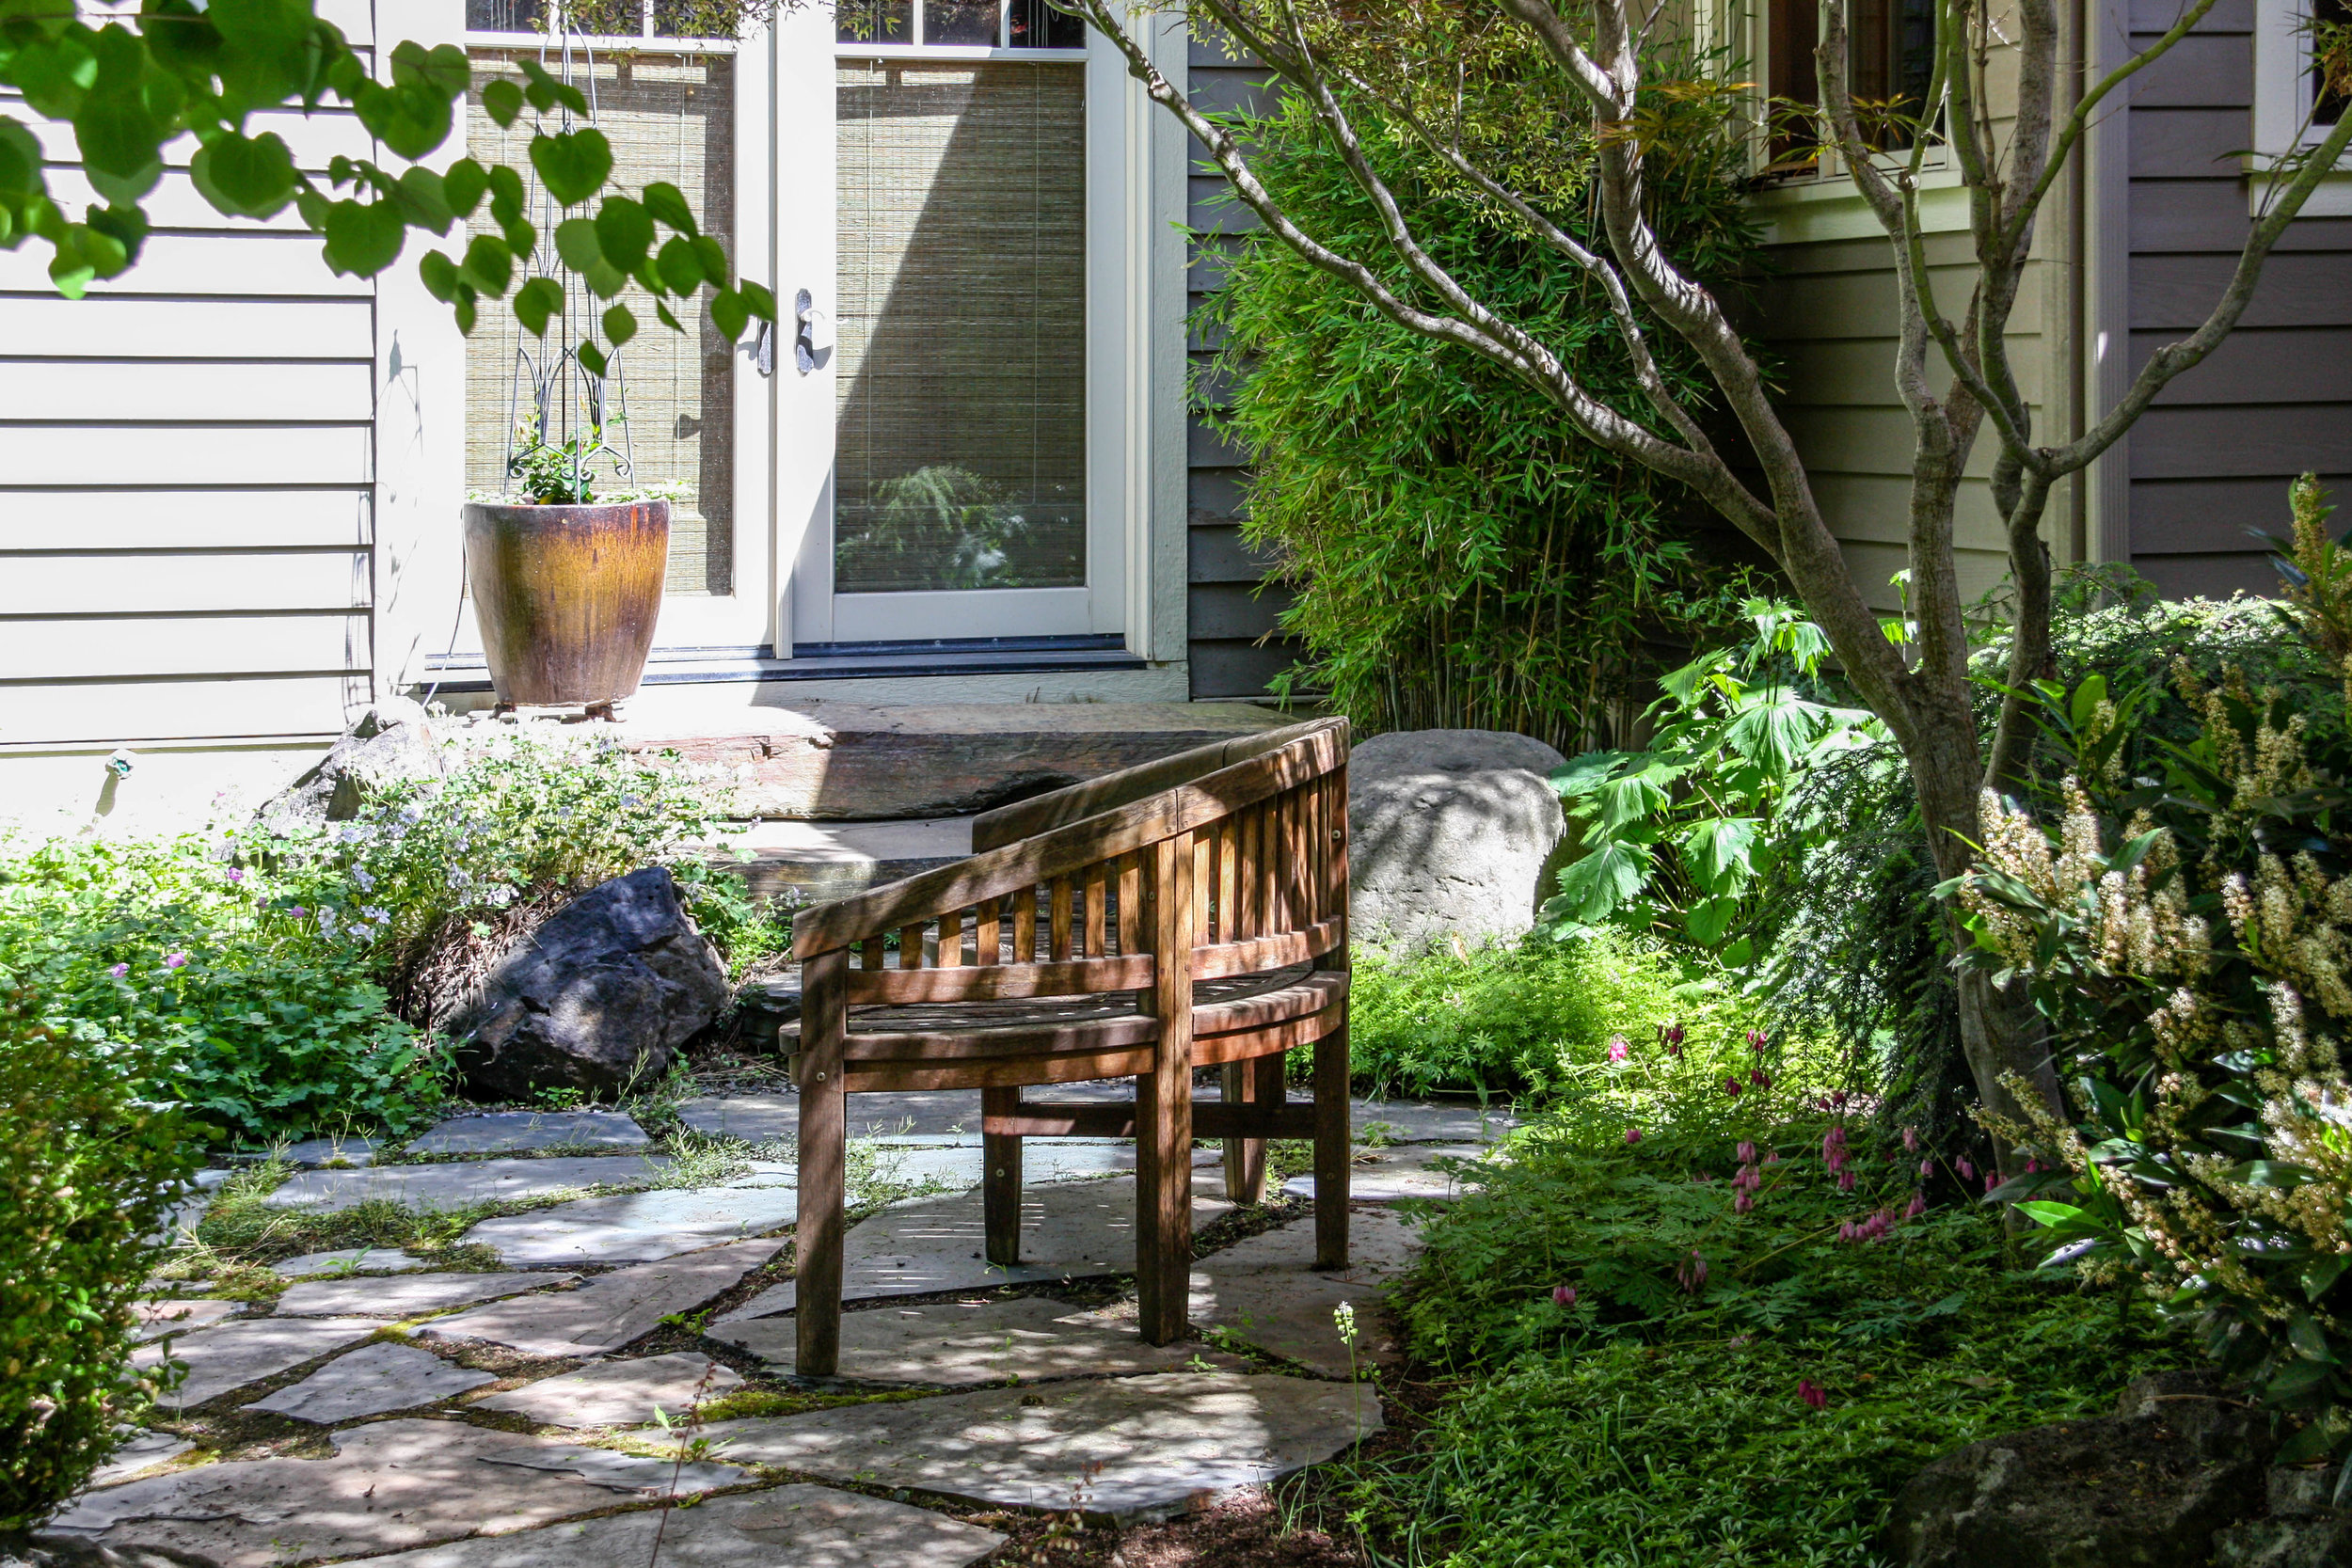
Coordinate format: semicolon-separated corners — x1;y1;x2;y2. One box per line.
1902;703;2061;1176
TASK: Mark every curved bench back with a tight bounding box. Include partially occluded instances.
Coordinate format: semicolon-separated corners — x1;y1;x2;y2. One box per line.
788;717;1349;1041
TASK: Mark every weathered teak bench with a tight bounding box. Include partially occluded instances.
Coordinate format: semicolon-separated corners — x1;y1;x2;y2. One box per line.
787;717;1354;1377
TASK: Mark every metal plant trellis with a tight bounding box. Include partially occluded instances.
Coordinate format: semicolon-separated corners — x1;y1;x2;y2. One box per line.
501;10;636;498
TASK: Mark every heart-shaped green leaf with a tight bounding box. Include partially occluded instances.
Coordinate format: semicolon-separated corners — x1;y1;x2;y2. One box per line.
320;198;405;277
392;166;453;234
654;297;683;333
486;164;526;209
582;257;626;299
11;32;100;120
691;234;728;290
353;77;453;163
642;181;696;236
514;275;564;337
480;78;525;129
654;235;704;296
602;303;636;347
738;277;776;321
419;247;462;302
530;128;612;209
577;339;609;377
0;119;51;202
710;286;748;341
443;158;489;216
593;196;652;272
518;57;590;117
190;130;297;218
554;216;602;273
462;233;514;295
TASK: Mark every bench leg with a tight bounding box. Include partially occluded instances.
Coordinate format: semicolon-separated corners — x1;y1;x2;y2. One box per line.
982;1085;1023;1266
1136;1059;1195;1343
1221;1058;1277;1206
795;950;848;1379
1313;1017;1351;1269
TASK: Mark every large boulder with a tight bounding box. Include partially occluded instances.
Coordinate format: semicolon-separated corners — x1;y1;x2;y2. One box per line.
259;697;444;833
450;867;731;1101
1883;1370;2273;1568
1347;729;1567;952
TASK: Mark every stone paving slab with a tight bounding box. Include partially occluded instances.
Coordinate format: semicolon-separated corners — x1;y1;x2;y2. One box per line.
89;1432;194;1486
461;1185;801;1267
345;1483;1005;1568
244;1341;496;1423
134;1317;390;1409
680;1087;1517;1148
134;1299;241;1342
272;1247;436;1277
275;1272;563;1319
423;1238;784;1357
1282;1142;1502;1203
718;1179;1234;1323
408;1111;652;1156
261;1155;672;1213
44;1418;752;1568
471;1353;744;1428
694;1372;1381;1525
281;1136;377;1167
713;1295;1224;1386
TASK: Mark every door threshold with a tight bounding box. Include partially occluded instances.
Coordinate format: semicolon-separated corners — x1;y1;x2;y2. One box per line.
420;635;1145;692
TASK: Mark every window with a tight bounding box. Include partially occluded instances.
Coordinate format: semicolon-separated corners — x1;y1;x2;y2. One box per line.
836;0;1084;50
1766;0;1937;166
2254;0;2352;209
465;47;739;595
832;56;1088;595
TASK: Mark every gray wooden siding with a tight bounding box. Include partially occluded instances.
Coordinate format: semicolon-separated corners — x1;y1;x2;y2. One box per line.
0;68;377;747
1184;36;1301;699
2126;0;2352;595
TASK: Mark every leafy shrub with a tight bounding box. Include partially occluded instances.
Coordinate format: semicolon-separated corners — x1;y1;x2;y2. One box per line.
1544;599;1883;954
1376;1089;2187;1562
1957;478;2352;1464
0;986;198;1533
0;832;446;1148
1344;931;1794;1100
1205;40;1762;746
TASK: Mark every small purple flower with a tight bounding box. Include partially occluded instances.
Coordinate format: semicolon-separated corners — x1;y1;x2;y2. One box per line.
163;951;189;970
1607;1036;1629;1064
1799;1380;1828;1410
1737;1141;1757;1165
1734;1192;1755;1214
1676;1250;1709;1292
290;905;308;919
1902;1125;1919;1152
1905;1192;1928;1219
1624;1127;1644;1145
107;962;129;978
1553;1284;1579;1308
1919;1158;1934;1178
1836;1169;1857;1193
1956;1157;1975;1180
225;866;246;884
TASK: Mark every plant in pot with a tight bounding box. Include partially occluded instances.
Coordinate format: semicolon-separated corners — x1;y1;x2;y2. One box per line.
464;415;673;718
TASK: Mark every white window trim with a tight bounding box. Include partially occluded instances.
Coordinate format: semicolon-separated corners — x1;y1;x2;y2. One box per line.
2252;0;2352;214
788;17;1184;655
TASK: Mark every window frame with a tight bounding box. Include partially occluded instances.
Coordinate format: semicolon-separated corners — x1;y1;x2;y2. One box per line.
2253;0;2352;214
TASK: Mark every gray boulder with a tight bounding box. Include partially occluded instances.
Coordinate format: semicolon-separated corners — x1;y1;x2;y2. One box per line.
260;698;444;832
1347;729;1567;952
2216;1467;2352;1568
451;867;731;1101
1883;1370;2272;1568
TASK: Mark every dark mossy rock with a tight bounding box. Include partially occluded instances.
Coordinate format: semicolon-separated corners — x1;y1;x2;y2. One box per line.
1884;1370;2272;1568
450;866;730;1101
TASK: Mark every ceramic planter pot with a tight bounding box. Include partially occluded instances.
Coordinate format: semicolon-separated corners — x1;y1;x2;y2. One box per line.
463;499;670;708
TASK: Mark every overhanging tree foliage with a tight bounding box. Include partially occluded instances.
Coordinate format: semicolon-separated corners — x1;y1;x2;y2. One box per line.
1073;0;2352;1167
0;0;772;359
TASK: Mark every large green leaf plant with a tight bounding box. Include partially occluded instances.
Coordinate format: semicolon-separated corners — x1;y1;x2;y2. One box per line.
0;0;771;356
1543;599;1886;957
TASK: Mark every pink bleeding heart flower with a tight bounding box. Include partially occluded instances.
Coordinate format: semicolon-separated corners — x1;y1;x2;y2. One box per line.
1799;1380;1828;1410
1737;1142;1757;1164
1905;1192;1928;1219
1956;1158;1975;1180
1724;1078;1743;1098
1553;1284;1578;1308
1902;1125;1919;1152
1831;1089;1850;1110
1764;1149;1781;1164
1624;1127;1644;1145
2025;1158;2042;1173
1734;1192;1755;1214
1750;1068;1771;1089
1985;1172;1999;1195
1919;1159;1934;1178
1607;1036;1629;1064
1837;1169;1857;1193
1746;1029;1769;1053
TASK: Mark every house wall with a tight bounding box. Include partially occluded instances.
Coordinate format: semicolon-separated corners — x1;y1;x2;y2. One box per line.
1183;35;1303;701
2122;0;2352;596
0;0;469;834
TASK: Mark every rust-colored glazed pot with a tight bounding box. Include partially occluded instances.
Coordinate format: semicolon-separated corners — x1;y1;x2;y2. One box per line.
464;499;669;706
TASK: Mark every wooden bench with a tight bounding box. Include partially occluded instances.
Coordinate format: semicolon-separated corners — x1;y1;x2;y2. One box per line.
786;717;1354;1377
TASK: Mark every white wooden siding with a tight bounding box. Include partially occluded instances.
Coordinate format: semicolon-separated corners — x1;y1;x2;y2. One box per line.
1;84;379;744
